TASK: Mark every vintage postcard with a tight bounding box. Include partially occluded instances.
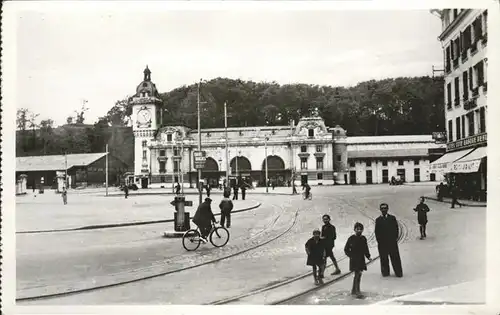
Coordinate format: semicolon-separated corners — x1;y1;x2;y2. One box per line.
2;1;499;315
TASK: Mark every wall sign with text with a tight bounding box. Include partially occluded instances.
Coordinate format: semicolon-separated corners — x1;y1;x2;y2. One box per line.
447;133;487;152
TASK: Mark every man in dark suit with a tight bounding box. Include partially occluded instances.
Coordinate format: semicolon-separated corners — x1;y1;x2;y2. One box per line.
375;203;403;277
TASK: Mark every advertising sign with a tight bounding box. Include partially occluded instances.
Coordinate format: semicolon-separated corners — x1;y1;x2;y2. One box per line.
447;133;487;152
193;150;207;169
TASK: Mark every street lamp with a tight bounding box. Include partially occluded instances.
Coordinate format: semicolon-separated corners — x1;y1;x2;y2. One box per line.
253;134;270;193
196;79;208;205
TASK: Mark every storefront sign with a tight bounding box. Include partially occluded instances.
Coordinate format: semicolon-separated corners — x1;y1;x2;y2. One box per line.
447;133;487;152
193;150;207;169
448;159;481;173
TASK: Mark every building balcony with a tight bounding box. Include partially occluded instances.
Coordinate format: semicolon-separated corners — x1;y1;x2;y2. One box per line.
471;42;478;55
159;169;166;173
298;152;310;158
454;97;460;106
445;64;451;74
464;98;477;111
462;93;469;102
446;102;452;110
157;156;168;161
482;33;487;46
472;87;479;97
452;58;459;69
461;50;468;62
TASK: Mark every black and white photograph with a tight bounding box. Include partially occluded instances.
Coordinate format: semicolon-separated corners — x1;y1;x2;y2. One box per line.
2;1;500;314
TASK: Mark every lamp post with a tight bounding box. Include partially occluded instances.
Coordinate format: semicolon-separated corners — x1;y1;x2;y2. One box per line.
264;136;269;193
224;101;230;182
196;79;205;205
253;134;269;193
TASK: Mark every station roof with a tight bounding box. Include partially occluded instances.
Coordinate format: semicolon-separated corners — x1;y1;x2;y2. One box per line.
16;153;107;172
347;135;434;144
347;148;430;159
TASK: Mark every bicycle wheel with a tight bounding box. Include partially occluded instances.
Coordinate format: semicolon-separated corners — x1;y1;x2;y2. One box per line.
209;226;230;247
182;229;202;251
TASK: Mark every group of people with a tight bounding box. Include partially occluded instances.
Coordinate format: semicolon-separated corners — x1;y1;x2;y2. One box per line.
192;190;235;243
305;200;432;298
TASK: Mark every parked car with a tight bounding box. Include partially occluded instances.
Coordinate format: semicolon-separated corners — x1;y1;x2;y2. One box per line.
120;183;139;191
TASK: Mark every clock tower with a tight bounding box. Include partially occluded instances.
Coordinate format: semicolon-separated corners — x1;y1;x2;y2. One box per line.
130;65;162;186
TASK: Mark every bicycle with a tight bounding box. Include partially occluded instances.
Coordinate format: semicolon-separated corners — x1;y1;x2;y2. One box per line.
302;191;312;200
182;222;230;251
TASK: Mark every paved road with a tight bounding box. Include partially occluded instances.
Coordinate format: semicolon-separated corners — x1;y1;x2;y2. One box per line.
16;184;485;305
16;192;258;232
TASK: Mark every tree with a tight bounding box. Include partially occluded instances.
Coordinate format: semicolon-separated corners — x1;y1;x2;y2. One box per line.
106;97;133;126
74;100;89;124
39;119;54;155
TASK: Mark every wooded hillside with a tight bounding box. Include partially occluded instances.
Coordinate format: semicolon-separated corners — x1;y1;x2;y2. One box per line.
16;76;445;168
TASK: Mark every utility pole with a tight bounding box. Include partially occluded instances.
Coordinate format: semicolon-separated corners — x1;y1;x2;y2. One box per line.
64;152;68;189
265;136;269;194
105;144;109;196
224;101;230;182
197;80;203;205
181;139;184;194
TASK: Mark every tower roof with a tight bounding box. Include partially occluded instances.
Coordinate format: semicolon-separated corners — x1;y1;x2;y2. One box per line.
135;65;160;98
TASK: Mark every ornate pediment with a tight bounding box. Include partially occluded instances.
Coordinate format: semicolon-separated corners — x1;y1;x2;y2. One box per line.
155;126;192;144
295;116;328;136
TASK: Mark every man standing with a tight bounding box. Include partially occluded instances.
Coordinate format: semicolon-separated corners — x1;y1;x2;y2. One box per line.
292;179;297;195
321;214;341;275
206;183;211;198
232;184;239;200
175;182;181;195
61;187;68;205
450;184;462;208
375;203;403;277
240;182;247;200
124;184;129;199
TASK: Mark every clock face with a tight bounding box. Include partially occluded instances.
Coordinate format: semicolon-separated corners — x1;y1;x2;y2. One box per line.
137;108;152;125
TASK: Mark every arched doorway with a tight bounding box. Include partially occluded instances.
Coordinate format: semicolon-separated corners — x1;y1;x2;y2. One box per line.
202;157;220;187
230;156;252;187
261;155;288;187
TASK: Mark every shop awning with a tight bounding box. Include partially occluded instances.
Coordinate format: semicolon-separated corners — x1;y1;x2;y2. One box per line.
448;146;487;173
429;148;474;172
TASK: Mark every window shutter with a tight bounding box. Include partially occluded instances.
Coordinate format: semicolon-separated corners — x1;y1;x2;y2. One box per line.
478;61;484;86
459;32;464;51
469;67;473;87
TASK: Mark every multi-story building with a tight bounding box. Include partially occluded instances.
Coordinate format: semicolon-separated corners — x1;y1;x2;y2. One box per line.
347;136;445;185
129;66;446;189
430;9;488;201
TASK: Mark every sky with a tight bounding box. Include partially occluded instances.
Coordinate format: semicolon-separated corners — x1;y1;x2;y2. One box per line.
14;4;444;127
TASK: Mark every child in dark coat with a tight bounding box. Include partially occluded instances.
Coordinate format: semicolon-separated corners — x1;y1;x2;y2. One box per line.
414;196;430;240
344;222;371;298
305;229;326;285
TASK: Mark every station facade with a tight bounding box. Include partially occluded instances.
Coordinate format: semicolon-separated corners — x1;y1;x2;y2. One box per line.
130;67;445;188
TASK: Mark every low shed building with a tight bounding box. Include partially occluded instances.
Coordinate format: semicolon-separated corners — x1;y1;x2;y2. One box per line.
16;153;129;189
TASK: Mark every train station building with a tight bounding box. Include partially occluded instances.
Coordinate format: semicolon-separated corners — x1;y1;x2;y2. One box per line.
129;66;446;188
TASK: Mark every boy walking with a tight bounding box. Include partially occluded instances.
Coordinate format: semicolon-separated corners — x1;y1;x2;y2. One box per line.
219;191;234;228
305;229;326;285
414;196;430;239
344;222;371;298
321;214;341;275
61;187;68;205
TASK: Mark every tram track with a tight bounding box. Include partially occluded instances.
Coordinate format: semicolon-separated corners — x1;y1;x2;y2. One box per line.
209;195;410;305
18;194;411;305
16;202;298;303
